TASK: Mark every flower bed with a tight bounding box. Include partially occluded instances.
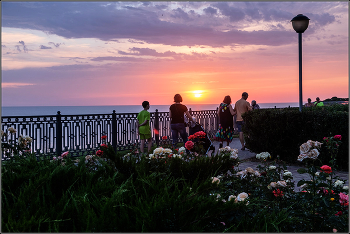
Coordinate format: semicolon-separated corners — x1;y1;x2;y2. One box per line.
1;134;348;232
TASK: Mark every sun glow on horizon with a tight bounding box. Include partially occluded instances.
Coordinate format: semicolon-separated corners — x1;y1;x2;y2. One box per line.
192;90;204;98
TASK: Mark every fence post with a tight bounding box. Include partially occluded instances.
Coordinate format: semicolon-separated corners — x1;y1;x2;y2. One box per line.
56;111;62;156
112;110;117;152
154;109;159;146
216;107;219;130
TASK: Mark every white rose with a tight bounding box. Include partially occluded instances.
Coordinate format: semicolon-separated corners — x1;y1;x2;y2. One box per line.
245;167;255;174
297;154;308;162
277;181;287;187
300;183;308;189
283;171;293;177
228;195;236;201
236;192;249;202
164;148;172;154
230;151;238;159
25;136;33;143
326;176;332;181
313;141;323;148
256;152;271;160
342;186;348;190
269;165;276;170
300;142;311;154
307;149;319;160
8;127;17;134
334;180;345;187
236;170;247;179
212;177;220;184
269;182;277;188
315;172;320;176
178;147;186;154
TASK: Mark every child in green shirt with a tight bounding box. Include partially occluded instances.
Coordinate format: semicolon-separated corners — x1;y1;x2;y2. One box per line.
137;101;152;154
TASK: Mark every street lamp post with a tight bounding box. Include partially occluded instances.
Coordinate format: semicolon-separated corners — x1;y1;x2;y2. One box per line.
291;14;310;112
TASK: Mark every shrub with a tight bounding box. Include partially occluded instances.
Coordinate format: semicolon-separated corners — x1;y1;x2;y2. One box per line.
243;106;348;170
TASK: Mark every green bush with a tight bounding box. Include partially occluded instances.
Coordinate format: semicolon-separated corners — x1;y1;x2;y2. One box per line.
243;105;348;170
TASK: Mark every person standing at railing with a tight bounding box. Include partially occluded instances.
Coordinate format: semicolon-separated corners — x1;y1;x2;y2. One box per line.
137;101;152;154
305;98;314;107
314;97;324;107
234;92;252;150
169;94;193;149
251;100;260;110
213;95;236;148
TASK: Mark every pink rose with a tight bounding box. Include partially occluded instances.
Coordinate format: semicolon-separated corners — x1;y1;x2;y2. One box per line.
339;192;349;206
185;141;194;150
320;165;332;174
61;151;69;157
334;135;342;141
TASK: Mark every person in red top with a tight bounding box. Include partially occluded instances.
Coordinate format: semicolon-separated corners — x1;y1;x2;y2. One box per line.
234;92;252;150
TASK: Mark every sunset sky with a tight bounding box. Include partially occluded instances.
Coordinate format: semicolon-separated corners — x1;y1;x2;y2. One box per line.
1;1;348;107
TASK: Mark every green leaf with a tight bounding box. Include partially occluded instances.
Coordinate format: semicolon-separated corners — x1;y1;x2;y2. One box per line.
317;183;329;188
297;180;306;187
297;168;307;174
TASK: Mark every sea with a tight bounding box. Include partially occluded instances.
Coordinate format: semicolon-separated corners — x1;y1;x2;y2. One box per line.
1;103;299;117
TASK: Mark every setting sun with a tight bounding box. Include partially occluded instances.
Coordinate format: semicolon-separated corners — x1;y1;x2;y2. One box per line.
193;90;203;98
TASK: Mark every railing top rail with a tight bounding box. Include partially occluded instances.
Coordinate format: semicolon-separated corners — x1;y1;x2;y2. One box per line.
1;110;215;119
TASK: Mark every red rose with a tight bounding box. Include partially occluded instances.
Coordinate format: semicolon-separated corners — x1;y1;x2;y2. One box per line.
188;135;195;140
194;131;206;138
100;144;107;148
101;135;107;140
273;189;284;197
185;141;194;150
335;211;343;216
334;135;342;141
96;150;103;157
320;165;332;174
162;136;167;140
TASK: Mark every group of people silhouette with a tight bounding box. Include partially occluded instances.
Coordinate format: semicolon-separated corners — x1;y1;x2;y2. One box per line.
305;97;324;107
136;92;257;154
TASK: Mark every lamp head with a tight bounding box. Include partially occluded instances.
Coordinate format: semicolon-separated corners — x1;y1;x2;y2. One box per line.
291;14;310;33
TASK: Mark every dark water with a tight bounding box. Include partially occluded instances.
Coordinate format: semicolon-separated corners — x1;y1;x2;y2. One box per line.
1;103;299;116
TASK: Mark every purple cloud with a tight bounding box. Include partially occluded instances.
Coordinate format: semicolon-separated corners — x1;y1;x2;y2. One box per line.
203;7;218;16
40;45;52;49
18;40;28;52
48;42;63;48
1;2;343;48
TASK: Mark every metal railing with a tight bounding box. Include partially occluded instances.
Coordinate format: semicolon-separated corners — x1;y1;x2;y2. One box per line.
1;109;218;158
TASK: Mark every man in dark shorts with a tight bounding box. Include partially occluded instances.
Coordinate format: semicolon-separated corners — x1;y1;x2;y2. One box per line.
234;92;252;150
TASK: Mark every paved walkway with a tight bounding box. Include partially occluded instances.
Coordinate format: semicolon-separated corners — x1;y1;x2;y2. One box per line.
208;138;348;191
